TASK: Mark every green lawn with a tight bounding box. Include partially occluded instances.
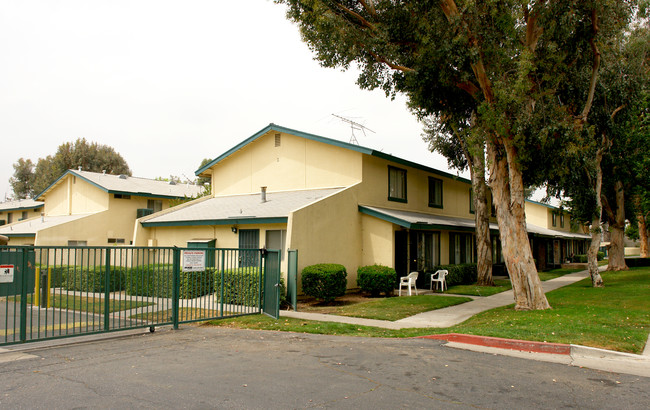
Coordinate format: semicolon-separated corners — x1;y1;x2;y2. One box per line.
12;294;154;314
297;295;472;321
207;267;650;354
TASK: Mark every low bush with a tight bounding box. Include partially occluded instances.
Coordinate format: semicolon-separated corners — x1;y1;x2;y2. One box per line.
125;265;215;299
423;264;477;288
357;265;397;296
597;251;605;261
56;266;126;293
625;257;650;267
301;263;347;303
215;267;260;305
572;255;588;263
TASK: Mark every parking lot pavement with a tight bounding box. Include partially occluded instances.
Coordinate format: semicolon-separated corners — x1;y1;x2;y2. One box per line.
1;325;649;409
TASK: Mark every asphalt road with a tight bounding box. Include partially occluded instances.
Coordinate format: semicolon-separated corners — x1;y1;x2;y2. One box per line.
2;326;649;409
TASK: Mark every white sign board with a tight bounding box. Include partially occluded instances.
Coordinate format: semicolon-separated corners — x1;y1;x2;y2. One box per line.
182;250;206;272
0;265;14;283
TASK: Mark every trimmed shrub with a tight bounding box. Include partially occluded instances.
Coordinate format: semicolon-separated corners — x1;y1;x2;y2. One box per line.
125;265;215;299
423;264;477;288
215;267;260;306
597;251;605;261
301;263;347;303
572;254;588;263
625;258;650;267
357;265;397;296
62;266;126;293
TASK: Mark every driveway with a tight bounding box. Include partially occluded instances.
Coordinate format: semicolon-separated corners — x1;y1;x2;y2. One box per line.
1;325;649;409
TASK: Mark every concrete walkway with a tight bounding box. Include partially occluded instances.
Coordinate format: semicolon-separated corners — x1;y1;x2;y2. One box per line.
281;269;594;329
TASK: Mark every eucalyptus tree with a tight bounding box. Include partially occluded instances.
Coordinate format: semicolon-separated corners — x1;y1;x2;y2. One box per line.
278;0;636;309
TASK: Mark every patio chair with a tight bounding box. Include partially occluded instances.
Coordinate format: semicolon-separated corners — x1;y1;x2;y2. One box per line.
399;271;419;296
430;269;448;292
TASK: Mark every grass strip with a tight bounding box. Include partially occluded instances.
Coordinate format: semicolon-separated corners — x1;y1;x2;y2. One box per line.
207;267;650;354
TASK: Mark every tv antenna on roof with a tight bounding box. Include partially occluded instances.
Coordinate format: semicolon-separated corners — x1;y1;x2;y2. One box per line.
332;114;375;145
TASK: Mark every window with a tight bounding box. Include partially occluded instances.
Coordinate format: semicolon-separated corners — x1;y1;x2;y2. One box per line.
7;213;12;224
552;212;557;227
147;199;163;213
67;240;87;246
114;194;131;199
108;238;126;244
469;189;475;214
449;232;475;264
428;177;443;208
388;166;407;202
560;213;565;228
21;211;28;220
414;232;440;271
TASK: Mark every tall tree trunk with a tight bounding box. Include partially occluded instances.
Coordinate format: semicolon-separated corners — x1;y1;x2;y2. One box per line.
469;150;494;286
487;139;550;310
587;147;604;287
639;214;649;258
605;181;628;271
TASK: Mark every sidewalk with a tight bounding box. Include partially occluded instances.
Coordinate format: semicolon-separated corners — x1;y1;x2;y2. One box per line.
281;268;650;378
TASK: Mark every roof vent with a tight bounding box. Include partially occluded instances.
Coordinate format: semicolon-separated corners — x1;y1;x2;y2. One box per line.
78;166;82;172
261;186;267;203
119;174;127;179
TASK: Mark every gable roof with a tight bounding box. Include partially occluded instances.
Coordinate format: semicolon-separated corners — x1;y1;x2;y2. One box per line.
35;170;205;200
195;123;471;184
141;187;344;227
0;198;44;212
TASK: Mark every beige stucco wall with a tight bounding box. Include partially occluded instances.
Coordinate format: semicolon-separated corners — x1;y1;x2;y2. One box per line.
210;131;363;195
524;201;572;232
0;208;42;224
358;155;477;219
44;175;109;216
288;185;363;289
360;214;395;268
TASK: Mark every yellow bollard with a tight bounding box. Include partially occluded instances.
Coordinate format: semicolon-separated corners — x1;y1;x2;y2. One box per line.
34;267;40;306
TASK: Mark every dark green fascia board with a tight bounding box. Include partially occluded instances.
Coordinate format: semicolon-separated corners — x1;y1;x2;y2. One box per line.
3;233;35;238
358;205;477;232
142;217;288;228
195;123;375;176
0;204;44;212
372;151;471;185
35;170;191;200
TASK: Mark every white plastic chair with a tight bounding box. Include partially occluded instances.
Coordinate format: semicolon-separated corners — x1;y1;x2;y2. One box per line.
399;272;419;296
430;269;448;292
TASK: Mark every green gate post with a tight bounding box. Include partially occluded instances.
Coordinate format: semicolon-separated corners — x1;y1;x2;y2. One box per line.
104;249;111;331
258;249;264;314
19;248;28;343
219;250;225;317
172;247;180;330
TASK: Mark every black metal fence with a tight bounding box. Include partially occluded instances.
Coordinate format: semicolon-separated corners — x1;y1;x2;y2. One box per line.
0;246;280;346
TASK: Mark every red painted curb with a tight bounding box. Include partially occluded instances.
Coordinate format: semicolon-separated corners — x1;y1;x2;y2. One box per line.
418;333;571;355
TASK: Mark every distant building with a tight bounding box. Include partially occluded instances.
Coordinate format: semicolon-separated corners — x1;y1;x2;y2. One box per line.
0;170;203;246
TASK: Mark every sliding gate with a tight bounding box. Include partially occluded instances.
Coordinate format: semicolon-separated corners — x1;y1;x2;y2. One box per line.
0;246;281;346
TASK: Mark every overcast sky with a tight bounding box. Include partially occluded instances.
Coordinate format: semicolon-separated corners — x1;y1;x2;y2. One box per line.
1;0;463;200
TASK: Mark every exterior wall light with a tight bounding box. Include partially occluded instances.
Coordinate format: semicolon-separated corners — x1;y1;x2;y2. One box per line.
231;226;238;233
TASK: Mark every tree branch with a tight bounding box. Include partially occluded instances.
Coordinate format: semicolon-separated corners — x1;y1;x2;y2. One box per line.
577;9;601;124
334;2;377;31
367;50;415;72
610;104;625;119
358;0;377;18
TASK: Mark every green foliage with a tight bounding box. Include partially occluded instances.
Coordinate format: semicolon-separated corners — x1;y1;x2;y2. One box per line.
301;263;347;303
625;223;640;241
11;138;131;197
423;264;477;288
59;266;127;293
9;158;35;199
215;267;260;306
357;265;397;296
125;265;215;299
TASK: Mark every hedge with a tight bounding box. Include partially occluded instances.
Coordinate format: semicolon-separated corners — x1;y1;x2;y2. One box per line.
46;265;126;292
625;258;650;267
214;267;260;306
125;265;215;299
302;263;347;302
357;265;397;296
422;264;477;288
571;252;605;263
